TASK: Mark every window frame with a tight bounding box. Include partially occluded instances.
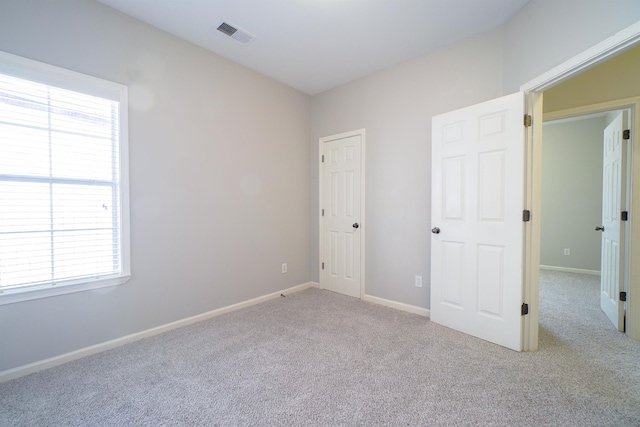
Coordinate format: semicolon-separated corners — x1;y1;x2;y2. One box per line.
0;51;130;305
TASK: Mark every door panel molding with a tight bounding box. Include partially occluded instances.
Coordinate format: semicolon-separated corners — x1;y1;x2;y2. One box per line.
600;112;627;330
319;129;365;299
431;92;525;351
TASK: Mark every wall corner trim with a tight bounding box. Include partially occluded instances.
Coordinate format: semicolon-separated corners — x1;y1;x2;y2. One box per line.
0;281;317;384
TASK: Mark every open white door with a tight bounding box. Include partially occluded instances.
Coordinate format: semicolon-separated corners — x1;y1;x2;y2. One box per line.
599;112;627;331
431;92;526;351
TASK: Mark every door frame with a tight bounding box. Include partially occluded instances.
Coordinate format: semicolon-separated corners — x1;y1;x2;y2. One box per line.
521;21;640;349
318;128;366;298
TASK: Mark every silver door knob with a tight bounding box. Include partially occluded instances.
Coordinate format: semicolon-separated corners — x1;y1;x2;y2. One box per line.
431;227;441;234
595;226;605;231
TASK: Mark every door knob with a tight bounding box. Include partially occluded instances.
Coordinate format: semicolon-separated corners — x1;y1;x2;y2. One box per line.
595;226;605;231
353;223;359;229
431;227;441;234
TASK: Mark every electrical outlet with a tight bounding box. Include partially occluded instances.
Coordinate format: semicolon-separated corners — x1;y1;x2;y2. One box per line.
415;275;423;288
564;248;570;256
282;263;288;274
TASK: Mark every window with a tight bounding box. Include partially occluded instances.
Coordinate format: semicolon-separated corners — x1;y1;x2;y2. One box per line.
0;51;130;304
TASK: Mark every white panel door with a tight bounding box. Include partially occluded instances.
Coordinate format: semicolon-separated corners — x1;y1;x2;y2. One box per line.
431;92;525;351
321;133;362;298
600;112;627;331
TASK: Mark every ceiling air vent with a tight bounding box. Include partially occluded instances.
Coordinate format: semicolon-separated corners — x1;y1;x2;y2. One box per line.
216;22;255;45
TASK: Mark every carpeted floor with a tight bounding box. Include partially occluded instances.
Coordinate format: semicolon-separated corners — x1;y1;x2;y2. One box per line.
1;270;639;426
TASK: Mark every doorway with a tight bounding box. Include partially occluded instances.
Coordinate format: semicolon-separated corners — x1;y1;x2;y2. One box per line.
540;109;631;336
521;21;640;349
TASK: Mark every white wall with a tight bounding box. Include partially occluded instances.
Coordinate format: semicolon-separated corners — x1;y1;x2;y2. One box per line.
0;0;311;372
540;117;605;271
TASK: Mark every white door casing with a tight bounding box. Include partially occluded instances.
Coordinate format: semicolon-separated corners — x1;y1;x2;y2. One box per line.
431;92;526;351
522;21;640;346
319;130;364;299
600;112;627;331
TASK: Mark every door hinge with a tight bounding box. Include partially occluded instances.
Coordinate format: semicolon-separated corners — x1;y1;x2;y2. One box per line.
620;291;627;302
622;211;628;221
523;210;531;222
322;262;325;270
521;303;529;316
623;129;630;140
322;209;324;216
524;114;532;127
322;155;325;163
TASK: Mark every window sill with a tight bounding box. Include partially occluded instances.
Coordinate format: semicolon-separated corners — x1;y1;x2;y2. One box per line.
0;274;132;305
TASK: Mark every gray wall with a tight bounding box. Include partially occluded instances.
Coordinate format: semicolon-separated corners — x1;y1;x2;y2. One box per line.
502;0;640;93
540;117;605;271
310;29;506;309
0;0;311;372
310;2;640;309
2;0;640;372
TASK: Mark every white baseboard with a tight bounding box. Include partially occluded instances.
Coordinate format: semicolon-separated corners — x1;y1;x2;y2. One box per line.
0;281;316;384
362;294;430;318
540;265;601;276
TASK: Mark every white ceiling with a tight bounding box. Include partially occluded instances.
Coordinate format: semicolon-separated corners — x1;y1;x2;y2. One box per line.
97;0;530;95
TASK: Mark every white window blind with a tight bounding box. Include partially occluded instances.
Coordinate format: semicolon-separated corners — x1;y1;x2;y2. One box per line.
0;52;130;304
